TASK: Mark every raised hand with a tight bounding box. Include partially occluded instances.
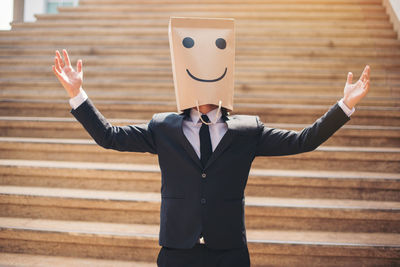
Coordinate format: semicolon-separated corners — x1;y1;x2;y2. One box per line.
343;65;370;109
52;49;83;98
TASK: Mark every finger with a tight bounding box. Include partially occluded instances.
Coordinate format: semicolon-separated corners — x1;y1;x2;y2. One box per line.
52;65;63;80
365;65;371;80
364;65;370;74
359;80;370;99
360;73;367;84
356;79;364;88
364;80;370;93
54;57;62;73
346;72;353;84
77;59;82;73
55;57;64;73
63;49;71;67
55;50;64;68
360;65;369;82
52;65;59;76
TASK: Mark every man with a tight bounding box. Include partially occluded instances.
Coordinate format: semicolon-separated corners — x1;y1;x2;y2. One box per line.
52;17;370;267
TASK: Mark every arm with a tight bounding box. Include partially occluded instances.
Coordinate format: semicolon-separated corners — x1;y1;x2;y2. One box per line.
52;49;157;154
255;65;370;157
71;98;157;153
255;102;349;156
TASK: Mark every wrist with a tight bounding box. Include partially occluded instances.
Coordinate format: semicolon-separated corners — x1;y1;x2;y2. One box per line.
69;87;82;98
338;98;355;117
342;97;355;110
69;88;88;110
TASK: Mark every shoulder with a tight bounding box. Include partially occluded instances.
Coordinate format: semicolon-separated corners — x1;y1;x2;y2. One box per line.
225;114;261;135
152;112;182;122
149;112;183;130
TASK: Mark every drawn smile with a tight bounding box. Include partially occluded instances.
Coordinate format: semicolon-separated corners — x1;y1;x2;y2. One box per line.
186;67;227;83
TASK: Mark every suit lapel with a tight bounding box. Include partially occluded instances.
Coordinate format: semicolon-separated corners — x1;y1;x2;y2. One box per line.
175;113;239;170
205;115;237;169
176;114;203;169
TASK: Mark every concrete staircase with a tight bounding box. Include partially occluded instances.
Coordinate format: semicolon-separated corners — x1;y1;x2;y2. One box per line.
0;0;399;266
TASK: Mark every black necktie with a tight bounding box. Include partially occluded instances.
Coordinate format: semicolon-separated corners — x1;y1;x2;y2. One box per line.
200;114;212;168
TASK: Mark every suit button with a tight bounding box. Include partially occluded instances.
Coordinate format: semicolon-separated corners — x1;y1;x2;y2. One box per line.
201;173;207;178
201;198;206;204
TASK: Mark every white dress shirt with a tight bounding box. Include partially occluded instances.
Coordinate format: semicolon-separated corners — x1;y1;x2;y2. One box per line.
69;89;354;158
183;108;227;158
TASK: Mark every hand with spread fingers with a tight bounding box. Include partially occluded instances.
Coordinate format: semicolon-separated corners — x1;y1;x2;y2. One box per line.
343;65;370;109
52;49;83;98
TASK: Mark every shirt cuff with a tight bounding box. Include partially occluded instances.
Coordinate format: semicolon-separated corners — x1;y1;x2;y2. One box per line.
69;88;88;110
338;98;355;117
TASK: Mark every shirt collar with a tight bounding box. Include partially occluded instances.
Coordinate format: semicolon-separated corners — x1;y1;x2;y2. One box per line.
189;107;222;125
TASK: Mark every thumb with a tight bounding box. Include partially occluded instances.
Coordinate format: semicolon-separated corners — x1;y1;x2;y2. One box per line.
346;72;353;85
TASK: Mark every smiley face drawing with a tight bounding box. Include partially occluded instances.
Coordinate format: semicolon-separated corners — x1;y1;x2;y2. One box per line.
169;17;235;112
183;37;228;83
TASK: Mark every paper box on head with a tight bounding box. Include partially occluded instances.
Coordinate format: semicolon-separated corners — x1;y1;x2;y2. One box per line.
168;17;235;112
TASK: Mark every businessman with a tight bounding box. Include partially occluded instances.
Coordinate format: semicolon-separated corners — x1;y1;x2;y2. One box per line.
52;17;370;267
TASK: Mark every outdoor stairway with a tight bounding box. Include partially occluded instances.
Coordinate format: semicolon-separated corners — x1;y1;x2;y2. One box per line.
0;0;399;266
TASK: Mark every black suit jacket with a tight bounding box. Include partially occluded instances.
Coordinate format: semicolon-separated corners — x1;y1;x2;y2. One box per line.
71;99;350;249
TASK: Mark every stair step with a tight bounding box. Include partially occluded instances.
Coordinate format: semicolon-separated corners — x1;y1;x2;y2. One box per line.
1;46;399;59
0;75;396;89
57;4;386;13
0;217;159;262
1;66;398;83
4;27;397;39
4;36;397;49
80;0;384;5
0;137;399;172
1;185;399;232
1;39;399;51
34;11;388;21
1;89;398;107
0;100;398;126
2;37;398;49
1;217;399;266
1;116;399;147
0;81;395;95
11;19;394;30
1;55;400;70
0;252;156;267
0;79;396;96
0;159;399;201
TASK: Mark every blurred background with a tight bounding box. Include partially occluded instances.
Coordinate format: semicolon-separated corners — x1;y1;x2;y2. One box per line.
1;0;79;30
0;0;399;266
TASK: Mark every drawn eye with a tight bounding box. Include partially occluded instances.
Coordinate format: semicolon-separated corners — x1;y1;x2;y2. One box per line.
182;37;194;48
215;38;226;49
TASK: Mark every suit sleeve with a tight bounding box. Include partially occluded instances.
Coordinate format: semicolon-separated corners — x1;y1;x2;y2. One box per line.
255;103;350;157
70;98;157;154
